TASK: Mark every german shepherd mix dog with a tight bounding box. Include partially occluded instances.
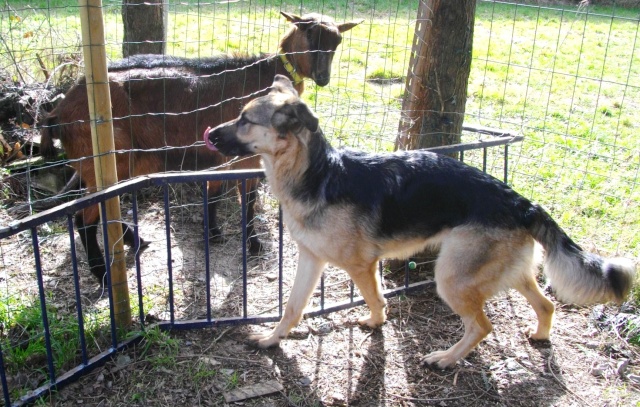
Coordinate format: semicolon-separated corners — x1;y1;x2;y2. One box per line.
204;75;636;368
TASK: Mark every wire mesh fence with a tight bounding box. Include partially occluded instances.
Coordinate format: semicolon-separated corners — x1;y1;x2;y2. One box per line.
0;0;638;405
470;1;639;255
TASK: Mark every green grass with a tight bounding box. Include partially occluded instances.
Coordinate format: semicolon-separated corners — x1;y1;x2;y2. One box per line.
191;359;218;386
1;297;73;369
467;3;639;262
0;295;97;399
0;281;133;399
133;326;179;366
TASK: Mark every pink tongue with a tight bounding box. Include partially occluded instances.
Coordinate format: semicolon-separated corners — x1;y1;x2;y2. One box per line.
203;126;218;151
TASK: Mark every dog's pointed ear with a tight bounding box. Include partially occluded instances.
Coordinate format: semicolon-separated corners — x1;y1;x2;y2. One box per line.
272;101;319;136
293;102;319;132
270;75;299;97
338;19;364;33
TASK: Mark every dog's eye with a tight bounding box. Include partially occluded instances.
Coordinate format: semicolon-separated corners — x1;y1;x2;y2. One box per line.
237;116;256;128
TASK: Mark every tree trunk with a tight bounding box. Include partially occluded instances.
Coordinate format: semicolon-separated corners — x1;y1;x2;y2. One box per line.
388;0;477;274
122;0;166;57
396;0;476;152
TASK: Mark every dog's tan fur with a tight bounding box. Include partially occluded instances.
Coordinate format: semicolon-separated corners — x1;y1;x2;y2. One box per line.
205;76;635;368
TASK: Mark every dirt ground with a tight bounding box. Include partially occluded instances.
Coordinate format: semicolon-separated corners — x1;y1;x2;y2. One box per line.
20;184;636;407
47;289;640;406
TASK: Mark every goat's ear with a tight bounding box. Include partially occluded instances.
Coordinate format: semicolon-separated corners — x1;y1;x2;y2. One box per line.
281;11;316;30
271;75;299;97
280;11;301;24
272;102;319;136
338;19;364;33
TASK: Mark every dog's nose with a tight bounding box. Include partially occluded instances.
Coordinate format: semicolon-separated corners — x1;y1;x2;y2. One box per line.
203;126;218;151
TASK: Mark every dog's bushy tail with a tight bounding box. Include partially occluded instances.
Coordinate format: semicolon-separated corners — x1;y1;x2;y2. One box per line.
526;204;635;305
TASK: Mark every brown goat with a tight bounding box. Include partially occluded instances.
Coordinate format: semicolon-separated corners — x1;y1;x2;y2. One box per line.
40;12;363;284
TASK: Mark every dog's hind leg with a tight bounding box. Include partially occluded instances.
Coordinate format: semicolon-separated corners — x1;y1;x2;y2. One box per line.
514;273;555;340
206;180;226;243
424;229;541;369
423;228;506;369
250;244;326;348
423;282;493;369
347;262;387;328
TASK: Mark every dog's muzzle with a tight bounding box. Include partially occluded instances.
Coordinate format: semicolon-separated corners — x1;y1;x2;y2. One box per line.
203;126;218;152
203;124;252;156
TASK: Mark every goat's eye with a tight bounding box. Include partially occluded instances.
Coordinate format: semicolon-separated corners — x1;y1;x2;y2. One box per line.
237;117;247;127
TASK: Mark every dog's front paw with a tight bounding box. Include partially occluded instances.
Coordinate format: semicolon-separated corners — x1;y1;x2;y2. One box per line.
421;350;458;369
524;327;550;341
248;331;282;349
357;314;385;329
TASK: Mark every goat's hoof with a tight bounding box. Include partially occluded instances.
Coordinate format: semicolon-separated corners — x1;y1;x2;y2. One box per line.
90;266;107;286
138;238;151;249
209;229;226;244
248;239;265;256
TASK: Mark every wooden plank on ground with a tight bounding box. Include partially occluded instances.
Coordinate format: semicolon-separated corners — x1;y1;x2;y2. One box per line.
223;380;284;403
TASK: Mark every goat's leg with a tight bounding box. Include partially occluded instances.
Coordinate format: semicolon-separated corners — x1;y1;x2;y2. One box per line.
122;223;149;249
75;207;106;284
245;178;264;255
206;180;226;243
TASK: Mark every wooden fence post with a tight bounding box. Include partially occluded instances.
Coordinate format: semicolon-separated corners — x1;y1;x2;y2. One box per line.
78;0;131;328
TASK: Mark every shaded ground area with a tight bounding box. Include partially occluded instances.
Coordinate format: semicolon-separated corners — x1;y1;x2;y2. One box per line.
48;284;640;406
